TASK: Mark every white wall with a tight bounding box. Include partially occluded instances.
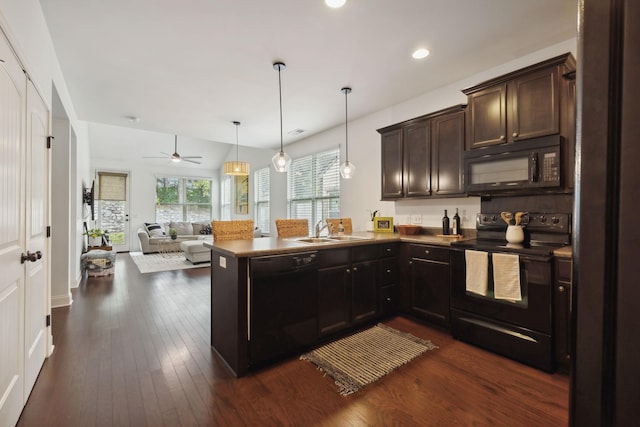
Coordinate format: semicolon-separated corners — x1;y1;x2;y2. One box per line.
278;38;577;232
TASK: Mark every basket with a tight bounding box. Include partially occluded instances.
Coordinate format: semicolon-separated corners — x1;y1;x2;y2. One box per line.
396;224;422;235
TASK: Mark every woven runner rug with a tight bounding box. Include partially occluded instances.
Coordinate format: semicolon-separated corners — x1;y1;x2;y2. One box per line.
129;251;210;274
300;323;437;396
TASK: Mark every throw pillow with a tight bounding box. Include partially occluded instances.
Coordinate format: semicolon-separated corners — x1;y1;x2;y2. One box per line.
145;222;166;237
191;221;210;234
169;221;193;235
199;224;212;235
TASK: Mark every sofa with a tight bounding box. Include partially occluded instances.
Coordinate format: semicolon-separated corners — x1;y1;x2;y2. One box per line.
137;221;211;254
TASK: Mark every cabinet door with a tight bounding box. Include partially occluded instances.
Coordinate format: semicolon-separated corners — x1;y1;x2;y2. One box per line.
466;84;507;149
432;110;465;196
509;67;560;141
403;120;431;197
554;258;572;371
352;260;378;323
409;258;450;327
380;129;403;199
318;266;351;335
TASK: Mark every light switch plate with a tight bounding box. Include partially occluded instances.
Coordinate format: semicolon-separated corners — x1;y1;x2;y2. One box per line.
411;214;422;224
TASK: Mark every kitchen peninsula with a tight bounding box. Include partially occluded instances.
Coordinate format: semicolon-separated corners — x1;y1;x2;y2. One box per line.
205;232;470;376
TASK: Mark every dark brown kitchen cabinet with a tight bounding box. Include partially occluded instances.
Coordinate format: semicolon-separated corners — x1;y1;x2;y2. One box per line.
379;244;400;316
317;264;351;336
380;129;403;198
407;244;450;328
351;260;378;323
554;257;572;372
378;105;466;200
464;53;575;150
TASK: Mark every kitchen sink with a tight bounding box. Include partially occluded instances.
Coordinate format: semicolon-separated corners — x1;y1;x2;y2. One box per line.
292;237;335;244
328;235;373;241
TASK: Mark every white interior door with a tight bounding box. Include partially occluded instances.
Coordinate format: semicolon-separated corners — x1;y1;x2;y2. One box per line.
24;80;49;399
0;33;27;427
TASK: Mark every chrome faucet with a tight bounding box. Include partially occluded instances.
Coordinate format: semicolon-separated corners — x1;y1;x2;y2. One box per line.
315;220;333;238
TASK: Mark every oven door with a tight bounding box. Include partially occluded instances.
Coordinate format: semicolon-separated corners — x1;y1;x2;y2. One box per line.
450;248;552;334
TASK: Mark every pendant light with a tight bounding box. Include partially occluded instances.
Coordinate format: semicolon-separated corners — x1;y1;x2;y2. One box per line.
224;121;250;175
271;62;291;172
339;87;356;179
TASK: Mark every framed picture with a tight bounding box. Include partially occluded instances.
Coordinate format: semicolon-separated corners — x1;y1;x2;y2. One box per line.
373;216;394;232
234;175;249;214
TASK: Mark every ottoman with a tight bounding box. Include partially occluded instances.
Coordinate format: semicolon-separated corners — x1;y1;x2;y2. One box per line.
180;240;211;264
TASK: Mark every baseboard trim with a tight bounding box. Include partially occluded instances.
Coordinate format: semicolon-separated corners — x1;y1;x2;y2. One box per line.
51;292;73;308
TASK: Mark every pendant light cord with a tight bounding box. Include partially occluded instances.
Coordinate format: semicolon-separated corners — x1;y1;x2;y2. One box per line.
278;65;284;153
344;89;349;162
235;122;239;161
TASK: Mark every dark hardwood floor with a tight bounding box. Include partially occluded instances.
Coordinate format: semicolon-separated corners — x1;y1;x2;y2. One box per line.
17;254;569;426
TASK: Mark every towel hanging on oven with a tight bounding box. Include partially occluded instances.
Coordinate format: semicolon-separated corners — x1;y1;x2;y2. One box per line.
465;250;488;296
492;253;522;301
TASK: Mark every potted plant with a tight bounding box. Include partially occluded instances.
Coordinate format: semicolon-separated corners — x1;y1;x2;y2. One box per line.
169;227;178;240
84;228;106;247
367;210;379;232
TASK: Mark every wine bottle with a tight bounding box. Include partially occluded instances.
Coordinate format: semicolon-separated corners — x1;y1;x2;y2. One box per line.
452;208;461;236
338;219;345;236
442;210;450;235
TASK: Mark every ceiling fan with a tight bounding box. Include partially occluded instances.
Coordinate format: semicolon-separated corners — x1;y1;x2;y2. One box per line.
143;135;203;164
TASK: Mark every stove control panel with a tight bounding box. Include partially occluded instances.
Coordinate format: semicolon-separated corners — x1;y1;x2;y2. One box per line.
477;213;571;233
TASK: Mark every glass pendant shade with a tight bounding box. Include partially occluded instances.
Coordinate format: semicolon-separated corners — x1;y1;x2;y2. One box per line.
339;160;356;179
272;150;291;172
224;121;250;176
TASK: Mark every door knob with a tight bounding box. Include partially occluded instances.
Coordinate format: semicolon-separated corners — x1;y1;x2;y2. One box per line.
20;251;39;264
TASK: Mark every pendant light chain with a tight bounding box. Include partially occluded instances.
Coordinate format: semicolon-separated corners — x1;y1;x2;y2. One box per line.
235;121;240;161
271;62;291;172
344;88;349;162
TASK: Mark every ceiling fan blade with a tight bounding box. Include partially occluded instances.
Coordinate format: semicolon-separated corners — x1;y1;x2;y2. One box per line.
181;156;203;159
142;156;170;159
183;158;202;164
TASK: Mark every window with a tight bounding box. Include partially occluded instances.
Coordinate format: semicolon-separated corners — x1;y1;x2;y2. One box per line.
287;148;340;235
254;167;270;233
220;176;231;220
155;177;212;222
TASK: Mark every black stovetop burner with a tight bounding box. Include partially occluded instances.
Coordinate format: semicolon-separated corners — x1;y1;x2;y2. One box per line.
450;212;571;257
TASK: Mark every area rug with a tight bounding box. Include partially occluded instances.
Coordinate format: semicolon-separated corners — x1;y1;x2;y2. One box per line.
129;251;210;274
300;323;437;396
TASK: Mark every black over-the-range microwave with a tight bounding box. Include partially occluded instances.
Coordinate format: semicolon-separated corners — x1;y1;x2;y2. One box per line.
464;135;563;194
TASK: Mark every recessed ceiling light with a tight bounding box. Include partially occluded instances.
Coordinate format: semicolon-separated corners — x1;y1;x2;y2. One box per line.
125;115;140;123
325;0;346;8
412;48;430;59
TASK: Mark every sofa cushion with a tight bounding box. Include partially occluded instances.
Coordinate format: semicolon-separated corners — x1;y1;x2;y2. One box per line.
144;222;166;237
169;221;193;235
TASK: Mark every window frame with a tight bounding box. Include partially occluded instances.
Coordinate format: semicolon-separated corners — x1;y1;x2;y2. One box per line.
253;166;270;233
155;176;213;223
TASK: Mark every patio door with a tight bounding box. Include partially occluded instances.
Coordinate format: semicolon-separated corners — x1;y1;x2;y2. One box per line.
96;171;130;252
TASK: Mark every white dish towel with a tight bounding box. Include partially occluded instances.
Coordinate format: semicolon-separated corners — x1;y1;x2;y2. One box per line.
492;253;522;301
465;250;488;296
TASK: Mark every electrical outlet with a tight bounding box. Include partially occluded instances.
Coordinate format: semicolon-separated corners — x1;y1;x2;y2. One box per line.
219;256;226;268
411;214;422;224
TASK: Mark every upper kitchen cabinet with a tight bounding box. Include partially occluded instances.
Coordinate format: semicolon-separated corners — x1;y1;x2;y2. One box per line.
463;53;576;150
377;105;466;200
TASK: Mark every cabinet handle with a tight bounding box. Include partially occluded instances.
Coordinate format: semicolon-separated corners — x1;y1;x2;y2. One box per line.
346;269;351;274
386;297;392;302
512;132;519;138
558;286;565;292
386;269;391;273
386;248;391;252
500;135;505;141
353;267;358;272
424;250;430;254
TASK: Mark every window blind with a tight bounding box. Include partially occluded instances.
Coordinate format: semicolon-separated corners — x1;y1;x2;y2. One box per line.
254;167;270;232
221;176;231;220
97;172;127;201
287;148;340;234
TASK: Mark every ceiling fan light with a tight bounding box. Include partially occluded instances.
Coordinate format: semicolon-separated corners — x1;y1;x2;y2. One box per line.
272;150;291;173
339;160;356;179
171;156;181;163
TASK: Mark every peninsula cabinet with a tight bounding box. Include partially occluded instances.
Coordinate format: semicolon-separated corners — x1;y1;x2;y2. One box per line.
377;105;466;200
406;244;451;328
554;257;573;372
463;53;576;150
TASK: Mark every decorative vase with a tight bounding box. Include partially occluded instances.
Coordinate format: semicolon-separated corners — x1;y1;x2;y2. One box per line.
506;225;524;243
366;221;374;232
171;235;177;240
89;236;102;247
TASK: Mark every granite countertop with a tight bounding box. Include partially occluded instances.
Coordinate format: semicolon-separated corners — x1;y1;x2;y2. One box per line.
204;228;477;257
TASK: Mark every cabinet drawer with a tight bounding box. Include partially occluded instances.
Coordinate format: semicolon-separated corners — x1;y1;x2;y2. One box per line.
379;242;399;258
408;244;449;263
353;245;379;262
556;258;572;282
380;284;400;316
379;258;398;285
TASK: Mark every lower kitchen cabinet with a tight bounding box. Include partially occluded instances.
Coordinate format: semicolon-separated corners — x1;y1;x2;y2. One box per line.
407;244;450;328
318;264;351;335
554;257;573;371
